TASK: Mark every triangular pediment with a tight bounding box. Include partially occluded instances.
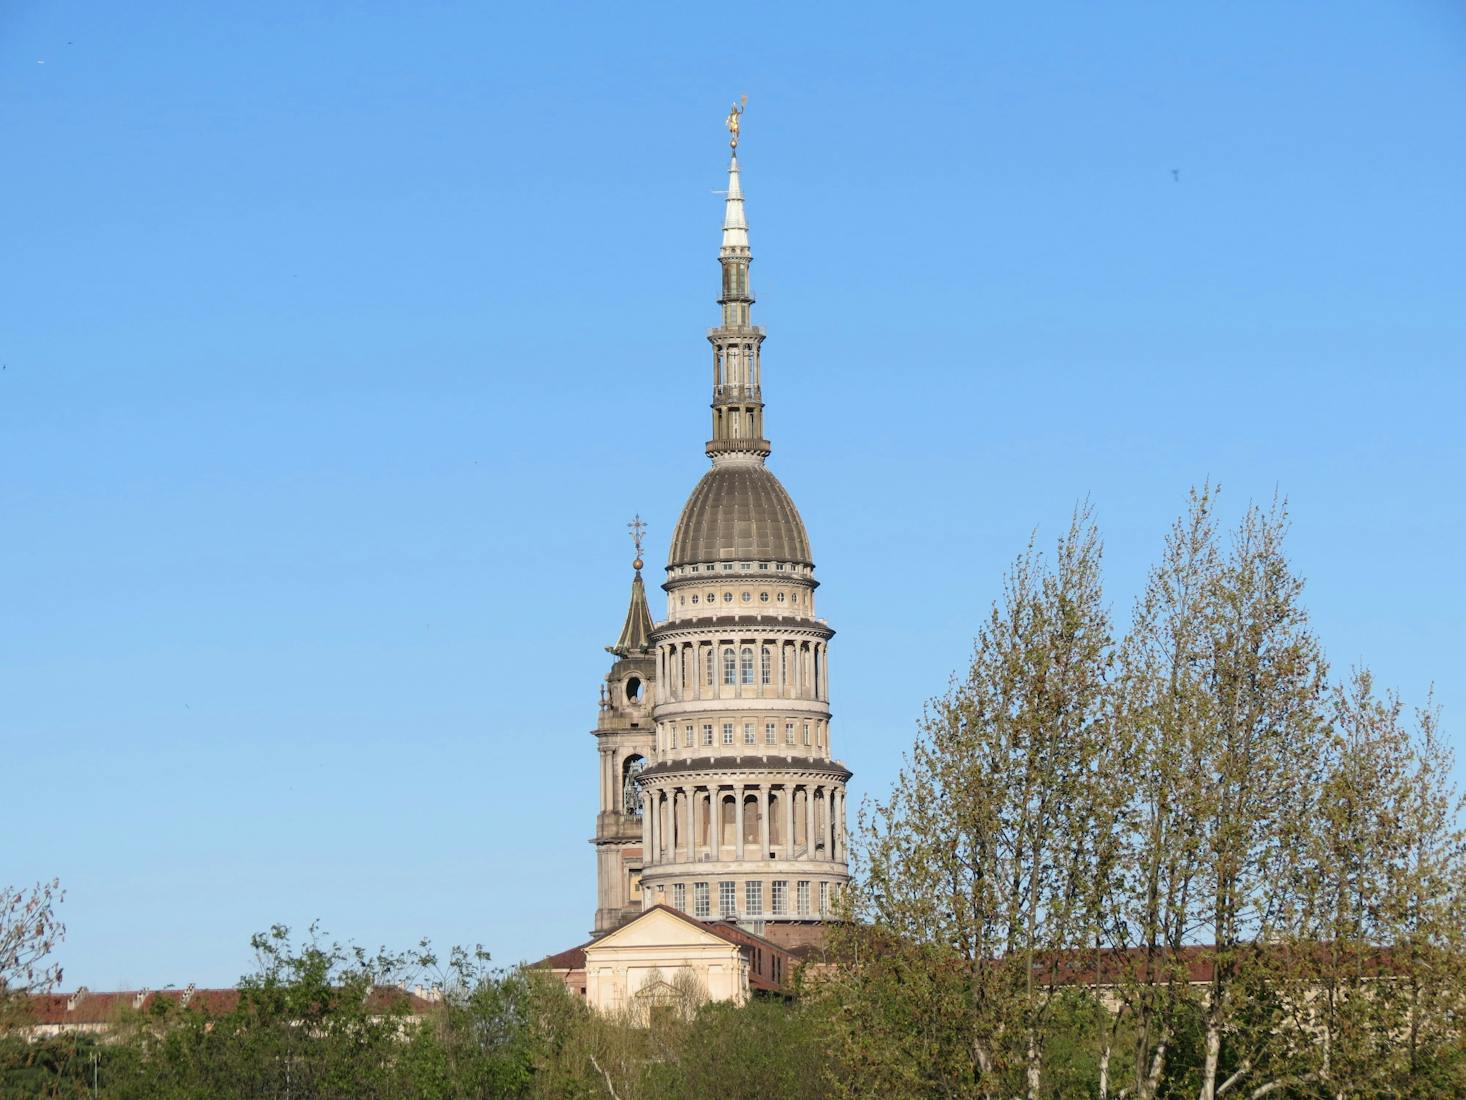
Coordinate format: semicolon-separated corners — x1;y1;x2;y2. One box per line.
587;906;732;952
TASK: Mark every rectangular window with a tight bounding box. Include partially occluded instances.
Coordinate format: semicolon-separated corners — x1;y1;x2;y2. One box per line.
764;722;776;745
816;722;824;747
703;723;714;747
797;880;810;916
720;881;737;919
746;880;763;917
785;722;795;745
771;880;787;916
743;722;755;745
722;722;734;746
758;562;769;571
694;882;710;917
760;647;771;685
819;882;829;917
673;883;686;912
803;721;812;746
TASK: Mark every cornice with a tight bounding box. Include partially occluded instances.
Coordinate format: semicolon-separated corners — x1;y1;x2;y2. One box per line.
649;615;835;642
639;753;852;783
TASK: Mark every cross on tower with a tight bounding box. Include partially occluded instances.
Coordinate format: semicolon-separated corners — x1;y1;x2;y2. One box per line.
627;514;647;564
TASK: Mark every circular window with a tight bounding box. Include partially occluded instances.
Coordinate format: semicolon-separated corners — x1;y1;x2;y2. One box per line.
792;593;800;605
626;677;643;703
759;592;769;603
723;592;733;603
691;594;700;604
741;592;751;602
777;592;785;603
679;595;685;605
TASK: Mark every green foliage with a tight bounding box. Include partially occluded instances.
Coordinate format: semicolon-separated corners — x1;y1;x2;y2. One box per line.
7;489;1464;1100
840;488;1466;1100
0;925;837;1100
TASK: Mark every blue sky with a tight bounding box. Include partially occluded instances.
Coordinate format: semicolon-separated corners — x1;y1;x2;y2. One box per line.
3;1;1463;989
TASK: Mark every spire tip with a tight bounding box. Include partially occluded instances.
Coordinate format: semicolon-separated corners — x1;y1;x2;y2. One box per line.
725;95;747;151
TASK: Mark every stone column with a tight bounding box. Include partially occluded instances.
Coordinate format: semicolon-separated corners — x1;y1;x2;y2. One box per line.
734;787;745;861
782;783;795;858
683;787;694;862
647;789;658;865
804;784;815;859
601;748;611;812
641;783;651;858
833;788;843;860
699;789;709;855
827;788;836;856
758;784;770;858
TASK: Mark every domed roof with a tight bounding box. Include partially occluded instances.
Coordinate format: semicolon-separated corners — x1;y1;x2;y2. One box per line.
668;460;812;567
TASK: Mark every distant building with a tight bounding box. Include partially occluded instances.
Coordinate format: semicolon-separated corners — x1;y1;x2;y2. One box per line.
16;986;437;1041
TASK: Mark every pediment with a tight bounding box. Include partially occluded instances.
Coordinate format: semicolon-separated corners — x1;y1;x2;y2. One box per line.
587;906;730;952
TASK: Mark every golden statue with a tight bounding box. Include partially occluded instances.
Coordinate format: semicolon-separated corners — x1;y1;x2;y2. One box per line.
725;94;747;150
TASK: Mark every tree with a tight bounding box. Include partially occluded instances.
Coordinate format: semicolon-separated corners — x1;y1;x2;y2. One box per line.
0;878;65;1027
844;506;1114;1098
1105;486;1220;1099
837;489;1465;1099
1190;499;1327;1100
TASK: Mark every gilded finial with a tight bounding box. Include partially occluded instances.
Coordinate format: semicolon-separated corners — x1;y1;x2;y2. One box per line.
627;514;647;571
725;94;747;151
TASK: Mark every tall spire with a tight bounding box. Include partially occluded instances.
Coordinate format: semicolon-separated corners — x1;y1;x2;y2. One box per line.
608;516;654;657
706;97;769;461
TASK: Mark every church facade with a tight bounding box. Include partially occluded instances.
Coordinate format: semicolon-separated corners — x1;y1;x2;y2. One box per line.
589;119;852;954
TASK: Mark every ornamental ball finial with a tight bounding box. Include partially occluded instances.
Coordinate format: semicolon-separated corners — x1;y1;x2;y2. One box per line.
633;557;644;571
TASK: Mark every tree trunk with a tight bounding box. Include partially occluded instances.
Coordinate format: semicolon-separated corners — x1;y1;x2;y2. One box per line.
1199;999;1223;1100
1138;1036;1167;1100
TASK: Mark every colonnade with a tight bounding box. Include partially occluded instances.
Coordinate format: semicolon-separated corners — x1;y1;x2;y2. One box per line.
641;780;845;866
656;638;828;703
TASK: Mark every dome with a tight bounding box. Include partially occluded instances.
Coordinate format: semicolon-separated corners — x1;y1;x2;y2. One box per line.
667;461;812;567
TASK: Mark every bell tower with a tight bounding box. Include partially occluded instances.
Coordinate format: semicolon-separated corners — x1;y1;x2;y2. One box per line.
590;517;657;935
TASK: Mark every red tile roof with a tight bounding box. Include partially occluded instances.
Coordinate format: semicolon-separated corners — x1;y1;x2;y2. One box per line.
535;943;590;971
23;986;436;1026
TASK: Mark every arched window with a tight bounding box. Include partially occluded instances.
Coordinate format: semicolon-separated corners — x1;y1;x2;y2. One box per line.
760;646;771;685
622;755;646;817
705;648;714;686
723;648;736;685
740;647;754;685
